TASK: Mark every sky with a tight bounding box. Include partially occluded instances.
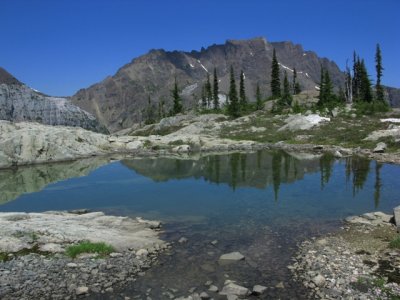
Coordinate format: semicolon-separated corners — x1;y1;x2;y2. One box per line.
1;0;399;96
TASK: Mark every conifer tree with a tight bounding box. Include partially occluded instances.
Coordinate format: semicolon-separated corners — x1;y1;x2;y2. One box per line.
213;68;219;110
228;66;240;118
158;98;165;120
293;67;301;95
239;70;247;111
201;84;207;109
359;59;373;102
172;78;183;115
318;67;334;106
145;95;156;124
280;71;292;106
255;83;263;110
375;43;385;102
352;52;361;101
270;48;281;98
205;73;212;108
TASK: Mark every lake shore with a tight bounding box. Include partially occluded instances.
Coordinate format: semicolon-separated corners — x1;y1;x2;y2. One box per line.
2;107;400;170
290;209;400;299
0;211;169;299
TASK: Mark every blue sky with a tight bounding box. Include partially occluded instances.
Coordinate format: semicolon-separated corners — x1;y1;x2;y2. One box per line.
1;0;399;96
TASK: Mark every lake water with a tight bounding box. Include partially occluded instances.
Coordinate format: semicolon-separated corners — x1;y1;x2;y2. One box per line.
1;150;399;299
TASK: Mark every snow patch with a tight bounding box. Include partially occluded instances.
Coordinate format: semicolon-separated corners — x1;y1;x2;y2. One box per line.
315;86;320;91
305;72;310;78
381;118;400;123
278;63;294;72
197;60;208;72
250;51;254;56
303;53;307;56
189;63;194;68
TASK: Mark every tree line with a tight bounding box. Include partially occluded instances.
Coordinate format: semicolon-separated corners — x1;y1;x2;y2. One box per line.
144;43;387;124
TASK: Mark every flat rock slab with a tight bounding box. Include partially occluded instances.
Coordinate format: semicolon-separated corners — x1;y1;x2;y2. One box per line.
0;211;164;253
218;251;245;264
394;206;400;229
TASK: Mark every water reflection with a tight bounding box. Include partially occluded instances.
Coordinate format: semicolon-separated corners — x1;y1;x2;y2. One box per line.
0;157;111;204
122;151;384;204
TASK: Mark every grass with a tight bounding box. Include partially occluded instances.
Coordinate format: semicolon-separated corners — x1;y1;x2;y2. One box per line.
389;236;400;249
0;252;8;262
65;241;114;258
219;110;400;152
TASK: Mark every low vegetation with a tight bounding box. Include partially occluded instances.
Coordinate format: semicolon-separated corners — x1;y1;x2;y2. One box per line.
389;236;400;249
65;241;114;258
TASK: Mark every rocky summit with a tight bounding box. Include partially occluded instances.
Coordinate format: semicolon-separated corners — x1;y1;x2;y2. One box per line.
71;37;346;132
0;67;107;133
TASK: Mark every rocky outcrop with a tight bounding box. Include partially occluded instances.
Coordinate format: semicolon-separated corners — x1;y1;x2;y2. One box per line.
71;37;346;132
0;121;113;168
0;211;167;299
0;67;107;133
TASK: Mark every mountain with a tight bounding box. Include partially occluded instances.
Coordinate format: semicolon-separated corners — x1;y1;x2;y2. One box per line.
0;67;107;133
71;37;345;132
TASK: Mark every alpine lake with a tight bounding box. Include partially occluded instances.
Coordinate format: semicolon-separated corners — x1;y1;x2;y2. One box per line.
1;150;399;299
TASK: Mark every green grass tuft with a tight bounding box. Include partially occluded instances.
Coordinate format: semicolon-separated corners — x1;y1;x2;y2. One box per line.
389;236;400;249
66;241;114;258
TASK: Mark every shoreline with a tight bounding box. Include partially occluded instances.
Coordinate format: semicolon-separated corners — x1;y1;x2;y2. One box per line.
0;211;169;299
1;140;399;171
290;210;400;299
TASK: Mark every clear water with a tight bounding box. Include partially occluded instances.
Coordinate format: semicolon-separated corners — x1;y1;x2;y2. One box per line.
1;150;399;299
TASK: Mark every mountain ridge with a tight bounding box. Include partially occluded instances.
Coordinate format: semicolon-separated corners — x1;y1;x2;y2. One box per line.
71;37;346;132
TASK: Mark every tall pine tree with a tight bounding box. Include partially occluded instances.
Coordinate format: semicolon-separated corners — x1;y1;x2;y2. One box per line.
280;71;292;107
201;84;207;109
172;77;183;115
293;67;301;95
318;67;334;106
375;43;385;102
239;70;247;111
228;66;240;118
270;48;281;98
213;68;219;110
359;59;373;102
205;73;212;108
255;83;263;110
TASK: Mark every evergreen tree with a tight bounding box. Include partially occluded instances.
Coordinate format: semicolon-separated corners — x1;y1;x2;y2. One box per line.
375;43;385;102
255;83;263;110
171;78;183;115
213;68;219;110
205;73;212;108
280;71;292;106
158;98;165;120
239;70;247;111
270;48;281;98
145;95;156;124
345;62;353;104
228;66;240;118
293;68;301;95
359;59;373;102
352;52;361;101
201;84;207;109
318;67;334;106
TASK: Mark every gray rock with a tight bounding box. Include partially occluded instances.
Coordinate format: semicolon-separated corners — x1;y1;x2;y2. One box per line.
394;206;400;228
373;142;387;153
312;274;326;287
208;285;219;293
199;292;210;299
220;281;249;297
252;284;267;295
75;286;89;295
218;252;245;264
178;237;188;244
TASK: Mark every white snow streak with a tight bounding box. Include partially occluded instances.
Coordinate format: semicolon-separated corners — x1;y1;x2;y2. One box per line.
305;72;310;78
197;60;208;72
278;63;294;72
315;86;320;90
303;53;307;56
381;118;400;123
189;63;194;68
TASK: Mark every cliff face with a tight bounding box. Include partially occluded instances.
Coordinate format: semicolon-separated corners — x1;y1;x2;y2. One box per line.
72;37;345;132
0;67;107;133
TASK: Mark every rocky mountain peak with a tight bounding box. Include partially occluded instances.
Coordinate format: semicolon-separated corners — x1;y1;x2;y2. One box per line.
0;67;21;85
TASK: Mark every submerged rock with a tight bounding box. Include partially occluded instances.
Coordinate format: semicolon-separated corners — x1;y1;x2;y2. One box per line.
218;252;245;264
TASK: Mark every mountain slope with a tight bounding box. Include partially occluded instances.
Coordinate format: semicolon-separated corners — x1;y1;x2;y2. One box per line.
0;67;107;133
72;37;345;132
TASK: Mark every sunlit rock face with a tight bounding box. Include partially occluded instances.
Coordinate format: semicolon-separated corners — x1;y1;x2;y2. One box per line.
0;67;107;133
